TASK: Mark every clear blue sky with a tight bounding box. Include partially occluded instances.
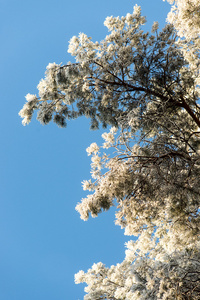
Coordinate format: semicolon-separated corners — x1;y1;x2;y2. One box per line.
1;1;170;299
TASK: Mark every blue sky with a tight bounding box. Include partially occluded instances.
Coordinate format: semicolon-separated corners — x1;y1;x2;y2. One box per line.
1;1;170;299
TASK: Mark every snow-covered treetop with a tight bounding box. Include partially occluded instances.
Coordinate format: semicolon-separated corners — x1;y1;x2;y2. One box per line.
19;1;200;299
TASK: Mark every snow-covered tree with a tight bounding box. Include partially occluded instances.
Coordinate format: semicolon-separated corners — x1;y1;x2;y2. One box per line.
20;1;200;299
